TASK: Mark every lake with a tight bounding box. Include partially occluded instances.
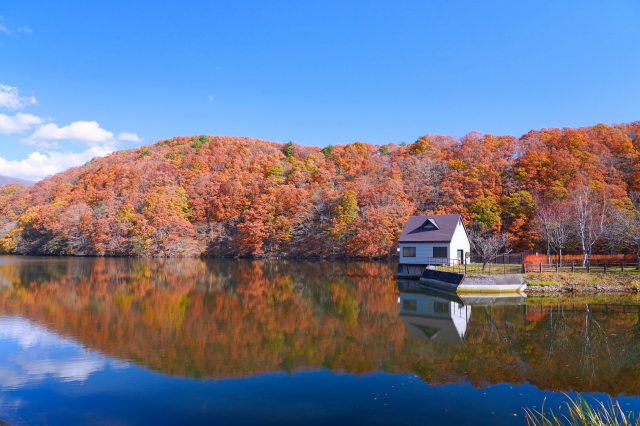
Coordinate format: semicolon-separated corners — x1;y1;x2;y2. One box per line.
0;256;640;425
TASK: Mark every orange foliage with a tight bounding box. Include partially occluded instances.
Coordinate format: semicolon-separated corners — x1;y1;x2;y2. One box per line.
0;121;638;258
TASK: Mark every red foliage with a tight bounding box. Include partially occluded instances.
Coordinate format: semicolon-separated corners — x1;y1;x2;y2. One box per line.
0;121;638;258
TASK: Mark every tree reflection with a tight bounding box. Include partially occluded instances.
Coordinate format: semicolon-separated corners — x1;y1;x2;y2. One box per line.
0;258;640;395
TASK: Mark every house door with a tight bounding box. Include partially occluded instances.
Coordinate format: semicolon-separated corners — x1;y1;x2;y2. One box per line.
457;250;464;263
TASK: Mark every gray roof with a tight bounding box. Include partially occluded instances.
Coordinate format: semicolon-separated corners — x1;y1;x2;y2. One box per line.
399;214;464;243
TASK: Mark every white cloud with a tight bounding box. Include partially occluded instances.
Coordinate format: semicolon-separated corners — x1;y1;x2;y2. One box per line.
117;131;142;142
0;143;117;181
0;16;31;37
0;82;142;180
0;113;43;134
22;121;114;146
0;84;37;110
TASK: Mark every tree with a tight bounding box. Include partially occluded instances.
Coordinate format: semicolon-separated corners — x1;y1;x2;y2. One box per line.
283;142;294;158
469;196;502;228
610;194;640;269
535;202;572;264
468;227;511;270
570;184;609;266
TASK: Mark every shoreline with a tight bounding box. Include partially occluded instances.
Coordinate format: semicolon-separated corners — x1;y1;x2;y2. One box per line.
524;271;640;294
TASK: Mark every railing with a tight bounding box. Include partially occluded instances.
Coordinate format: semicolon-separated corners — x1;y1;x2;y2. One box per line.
431;259;524;275
399;259;640;277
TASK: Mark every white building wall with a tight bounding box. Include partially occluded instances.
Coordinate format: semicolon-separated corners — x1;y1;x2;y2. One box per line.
449;220;471;262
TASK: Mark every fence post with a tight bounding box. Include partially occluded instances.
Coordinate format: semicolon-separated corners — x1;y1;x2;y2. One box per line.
539;263;542;273
504;263;506;274
555;263;558;273
464;261;467;275
604;262;607;273
587;263;590;273
571;263;575;273
622;263;625;272
522;263;526;274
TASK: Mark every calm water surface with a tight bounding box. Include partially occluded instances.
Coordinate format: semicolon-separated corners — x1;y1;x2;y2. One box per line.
1;256;640;425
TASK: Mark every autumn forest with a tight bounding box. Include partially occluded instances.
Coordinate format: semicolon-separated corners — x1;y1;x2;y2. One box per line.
1;121;640;258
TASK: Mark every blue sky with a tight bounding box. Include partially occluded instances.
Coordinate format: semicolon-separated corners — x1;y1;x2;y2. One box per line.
1;0;639;180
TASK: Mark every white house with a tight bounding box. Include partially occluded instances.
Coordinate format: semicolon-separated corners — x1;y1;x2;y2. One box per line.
398;214;470;265
398;291;471;345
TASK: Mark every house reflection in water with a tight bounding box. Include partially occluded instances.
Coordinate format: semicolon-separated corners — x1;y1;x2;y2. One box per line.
398;283;471;345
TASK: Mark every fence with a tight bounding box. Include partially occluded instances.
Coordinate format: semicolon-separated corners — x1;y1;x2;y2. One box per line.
523;262;639;274
431;258;524;275
399;255;640;277
469;253;524;265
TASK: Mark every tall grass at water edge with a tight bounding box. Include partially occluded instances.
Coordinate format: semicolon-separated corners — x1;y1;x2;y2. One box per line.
525;395;639;426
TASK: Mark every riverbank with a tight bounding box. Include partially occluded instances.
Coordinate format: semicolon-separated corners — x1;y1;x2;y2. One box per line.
524;270;640;293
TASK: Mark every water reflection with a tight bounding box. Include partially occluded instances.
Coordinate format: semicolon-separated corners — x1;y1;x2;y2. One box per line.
399;289;471;344
0;316;127;390
0;257;640;397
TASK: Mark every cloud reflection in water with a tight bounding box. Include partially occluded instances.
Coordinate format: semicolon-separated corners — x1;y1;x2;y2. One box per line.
0;316;128;390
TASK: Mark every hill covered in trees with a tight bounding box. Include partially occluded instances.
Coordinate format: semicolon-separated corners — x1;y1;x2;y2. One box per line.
0;121;639;258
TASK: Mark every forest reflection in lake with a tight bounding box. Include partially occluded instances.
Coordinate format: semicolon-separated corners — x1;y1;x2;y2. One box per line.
1;256;640;425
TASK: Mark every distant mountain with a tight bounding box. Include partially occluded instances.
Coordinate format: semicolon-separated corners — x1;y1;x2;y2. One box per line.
0;175;36;187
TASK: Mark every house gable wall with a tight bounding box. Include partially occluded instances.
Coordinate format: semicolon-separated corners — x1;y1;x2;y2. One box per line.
399;218;471;264
450;219;471;261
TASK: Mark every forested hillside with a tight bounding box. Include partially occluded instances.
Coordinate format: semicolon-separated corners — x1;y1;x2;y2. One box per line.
1;121;639;258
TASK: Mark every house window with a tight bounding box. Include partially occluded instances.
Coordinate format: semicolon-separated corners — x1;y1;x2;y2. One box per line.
434;301;449;314
433;247;447;259
403;247;416;257
457;250;464;261
403;299;417;311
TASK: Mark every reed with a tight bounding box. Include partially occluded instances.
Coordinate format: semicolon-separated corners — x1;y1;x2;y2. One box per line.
525;395;638;426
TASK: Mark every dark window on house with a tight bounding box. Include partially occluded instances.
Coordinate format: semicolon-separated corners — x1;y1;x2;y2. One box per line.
434;301;449;314
403;299;417;311
433;247;447;258
403;247;416;257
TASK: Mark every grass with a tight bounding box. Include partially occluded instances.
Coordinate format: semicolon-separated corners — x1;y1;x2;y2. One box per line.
526;278;563;287
524;394;639;426
524;272;640;291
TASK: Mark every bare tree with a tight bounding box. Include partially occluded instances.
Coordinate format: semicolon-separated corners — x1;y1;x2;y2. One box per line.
610;193;640;269
548;202;572;264
468;228;511;271
570;185;609;266
535;206;554;264
535;201;573;264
